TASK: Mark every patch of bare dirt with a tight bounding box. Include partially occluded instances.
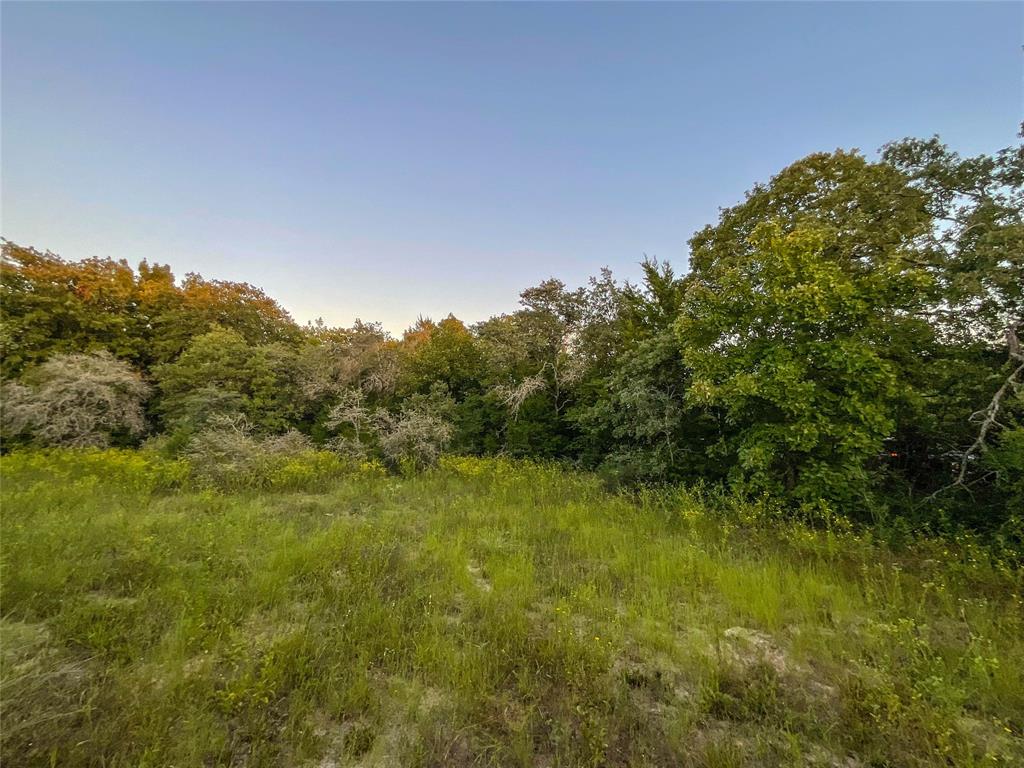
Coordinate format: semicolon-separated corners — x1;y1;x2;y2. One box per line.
466;562;491;593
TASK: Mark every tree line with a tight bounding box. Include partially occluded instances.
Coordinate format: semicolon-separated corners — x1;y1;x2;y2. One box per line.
2;133;1021;535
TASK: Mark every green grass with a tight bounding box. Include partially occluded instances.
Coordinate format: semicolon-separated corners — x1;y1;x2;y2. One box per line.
1;451;1022;767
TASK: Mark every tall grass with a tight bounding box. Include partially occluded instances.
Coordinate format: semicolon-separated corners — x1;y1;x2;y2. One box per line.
1;451;1021;766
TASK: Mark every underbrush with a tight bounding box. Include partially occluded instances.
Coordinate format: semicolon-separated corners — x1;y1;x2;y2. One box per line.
0;446;385;495
1;452;1021;766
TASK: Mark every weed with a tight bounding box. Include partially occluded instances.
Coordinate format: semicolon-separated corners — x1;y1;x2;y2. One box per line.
1;452;1021;766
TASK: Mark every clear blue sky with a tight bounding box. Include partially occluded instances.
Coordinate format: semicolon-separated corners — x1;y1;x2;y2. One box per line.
2;2;1021;333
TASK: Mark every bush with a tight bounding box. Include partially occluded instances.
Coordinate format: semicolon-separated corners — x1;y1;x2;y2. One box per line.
325;387;454;472
374;407;453;473
183;414;345;491
2;352;150;448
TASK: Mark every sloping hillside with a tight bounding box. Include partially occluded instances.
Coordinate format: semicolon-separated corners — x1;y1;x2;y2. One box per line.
2;453;1021;767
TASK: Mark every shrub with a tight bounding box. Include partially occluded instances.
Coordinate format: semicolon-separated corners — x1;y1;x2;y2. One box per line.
0;448;189;493
374;407;453;472
183;414;344;491
266;451;347;491
2;352;150;448
325;387;454;472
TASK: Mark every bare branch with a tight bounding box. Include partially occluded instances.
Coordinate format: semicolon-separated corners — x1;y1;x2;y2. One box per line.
492;371;548;420
920;319;1024;505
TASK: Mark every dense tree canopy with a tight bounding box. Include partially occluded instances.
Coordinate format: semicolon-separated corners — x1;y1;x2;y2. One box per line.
679;222;929;508
0;242;301;374
2;132;1020;535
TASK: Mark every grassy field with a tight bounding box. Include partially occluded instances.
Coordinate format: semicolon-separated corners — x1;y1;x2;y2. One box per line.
1;451;1022;767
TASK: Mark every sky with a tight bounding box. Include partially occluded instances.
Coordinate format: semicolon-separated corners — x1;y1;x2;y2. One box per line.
2;2;1021;334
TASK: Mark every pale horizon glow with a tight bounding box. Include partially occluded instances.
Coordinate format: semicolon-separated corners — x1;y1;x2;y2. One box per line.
2;1;1021;334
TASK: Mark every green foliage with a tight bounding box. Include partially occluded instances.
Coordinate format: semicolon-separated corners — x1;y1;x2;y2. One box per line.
578;329;720;486
619;258;688;343
881;135;1023;342
687;149;933;278
182;414;346;491
153;328;301;434
2;133;1020;531
988;426;1024;509
574;259;716;484
678;223;931;510
876;135;1024;522
0;240;301;374
399;315;486;400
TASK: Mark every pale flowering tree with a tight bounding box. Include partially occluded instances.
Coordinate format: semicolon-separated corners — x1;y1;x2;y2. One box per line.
325;386;454;470
482;272;621;420
374;407;453;471
182;413;316;490
2;351;150;447
324;388;375;458
296;321;398;412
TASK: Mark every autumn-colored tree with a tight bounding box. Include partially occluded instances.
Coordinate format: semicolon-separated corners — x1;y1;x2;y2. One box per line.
399;315;485;399
1;240;302;373
1;243;146;372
